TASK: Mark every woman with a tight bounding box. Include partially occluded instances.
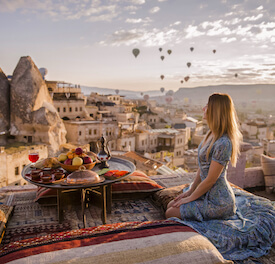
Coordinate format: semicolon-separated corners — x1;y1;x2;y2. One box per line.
165;93;243;221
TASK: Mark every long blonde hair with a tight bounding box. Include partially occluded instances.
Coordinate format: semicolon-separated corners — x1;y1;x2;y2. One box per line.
204;93;242;167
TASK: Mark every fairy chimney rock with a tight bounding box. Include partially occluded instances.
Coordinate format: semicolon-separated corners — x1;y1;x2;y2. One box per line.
0;68;10;144
10;56;67;155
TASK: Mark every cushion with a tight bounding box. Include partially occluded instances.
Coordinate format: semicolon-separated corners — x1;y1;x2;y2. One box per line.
261;154;275;194
152;183;189;211
0;204;14;244
35;171;164;202
0;220;232;264
112;171;164;199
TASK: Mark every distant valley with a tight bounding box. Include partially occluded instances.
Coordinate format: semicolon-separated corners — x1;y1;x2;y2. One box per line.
81;84;275;111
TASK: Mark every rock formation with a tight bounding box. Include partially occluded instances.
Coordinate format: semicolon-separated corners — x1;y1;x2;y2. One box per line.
10;56;67;155
0;68;10;145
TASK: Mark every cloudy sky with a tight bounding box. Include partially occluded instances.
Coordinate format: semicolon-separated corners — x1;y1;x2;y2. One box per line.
0;0;275;92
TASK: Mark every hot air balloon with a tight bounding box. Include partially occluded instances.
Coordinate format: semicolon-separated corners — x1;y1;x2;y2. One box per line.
187;62;191;68
184;76;190;82
159;48;162;52
213;49;216;54
235;73;238;78
39;68;48;80
167;49;172;55
160;87;165;93
181;80;183;84
143;94;149;101
161;56;165;61
190;47;194;52
132;48;140;58
166;90;174;96
165;96;173;104
115;89;119;94
160;75;165;80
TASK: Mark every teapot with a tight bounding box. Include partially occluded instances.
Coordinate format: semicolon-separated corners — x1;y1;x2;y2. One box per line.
96;135;111;169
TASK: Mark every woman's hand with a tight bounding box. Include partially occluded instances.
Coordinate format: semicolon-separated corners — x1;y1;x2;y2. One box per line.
174;189;192;201
173;196;190;207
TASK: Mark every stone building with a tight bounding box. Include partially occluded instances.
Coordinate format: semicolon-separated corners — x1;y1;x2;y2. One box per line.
46;81;90;120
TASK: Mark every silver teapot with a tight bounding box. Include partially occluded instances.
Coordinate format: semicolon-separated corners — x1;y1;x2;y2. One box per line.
96;135;111;169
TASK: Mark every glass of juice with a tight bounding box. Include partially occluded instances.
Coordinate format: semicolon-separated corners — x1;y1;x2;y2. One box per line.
28;150;39;164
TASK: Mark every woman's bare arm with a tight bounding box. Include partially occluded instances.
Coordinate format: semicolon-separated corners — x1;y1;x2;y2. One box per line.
173;160;224;207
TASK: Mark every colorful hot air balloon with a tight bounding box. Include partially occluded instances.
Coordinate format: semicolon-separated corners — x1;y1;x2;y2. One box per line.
213;49;216;54
161;56;165;61
115;89;119;94
167;49;172;55
159;48;162;52
165;96;173;104
143;94;149;101
132;48;140;58
160;87;165;93
187;62;191;68
190;47;194;52
160;75;165;80
184;76;190;82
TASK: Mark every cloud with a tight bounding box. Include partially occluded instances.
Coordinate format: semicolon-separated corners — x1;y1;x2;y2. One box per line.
149;6;160;14
128;0;145;4
100;27;180;47
125;17;152;24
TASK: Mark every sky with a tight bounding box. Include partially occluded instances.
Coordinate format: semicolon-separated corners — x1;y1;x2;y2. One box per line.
0;0;275;92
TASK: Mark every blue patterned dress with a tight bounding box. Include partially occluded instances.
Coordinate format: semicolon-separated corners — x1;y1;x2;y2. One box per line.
172;134;275;260
180;134;236;221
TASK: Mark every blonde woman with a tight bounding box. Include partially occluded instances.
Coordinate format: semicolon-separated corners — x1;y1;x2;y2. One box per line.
166;93;243;221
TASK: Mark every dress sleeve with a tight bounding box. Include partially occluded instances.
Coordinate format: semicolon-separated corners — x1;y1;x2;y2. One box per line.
211;137;232;166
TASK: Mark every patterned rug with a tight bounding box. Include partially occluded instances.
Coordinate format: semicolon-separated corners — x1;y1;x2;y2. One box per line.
2;190;164;244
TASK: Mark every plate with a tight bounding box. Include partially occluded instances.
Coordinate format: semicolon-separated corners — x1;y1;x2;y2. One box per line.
60;176;105;186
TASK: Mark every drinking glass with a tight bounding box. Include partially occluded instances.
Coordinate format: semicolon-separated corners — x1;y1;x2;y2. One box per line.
28;150;39;164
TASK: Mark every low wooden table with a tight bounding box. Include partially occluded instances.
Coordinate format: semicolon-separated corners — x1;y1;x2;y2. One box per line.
22;157;136;227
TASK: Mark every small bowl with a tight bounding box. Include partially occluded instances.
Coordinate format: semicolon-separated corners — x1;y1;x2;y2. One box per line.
58;162;96;172
41;175;52;183
31;174;41;181
53;172;64;181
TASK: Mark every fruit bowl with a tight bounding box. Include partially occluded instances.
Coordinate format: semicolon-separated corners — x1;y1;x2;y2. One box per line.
58;161;96;172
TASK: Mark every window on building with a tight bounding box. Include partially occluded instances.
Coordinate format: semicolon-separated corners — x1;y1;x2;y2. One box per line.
80;107;82;111
129;141;131;146
151;140;153;145
75;107;78;112
63;107;66;112
15;167;19;175
69;107;72;112
89;129;92;135
79;131;82;136
94;129;97;135
57;107;60;112
154;139;157;144
142;140;144;146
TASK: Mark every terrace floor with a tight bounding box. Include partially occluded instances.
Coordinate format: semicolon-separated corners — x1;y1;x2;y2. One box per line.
0;173;274;263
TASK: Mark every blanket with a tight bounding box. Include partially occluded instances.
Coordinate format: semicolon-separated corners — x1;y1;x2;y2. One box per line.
0;220;232;264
